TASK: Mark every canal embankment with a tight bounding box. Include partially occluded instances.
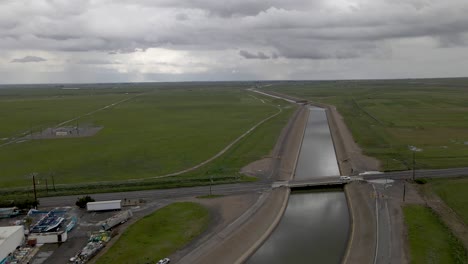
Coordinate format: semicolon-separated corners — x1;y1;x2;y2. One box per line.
178;104;308;264
256;90;382;264
342;182;377;264
247;104;349;263
182;187;290;264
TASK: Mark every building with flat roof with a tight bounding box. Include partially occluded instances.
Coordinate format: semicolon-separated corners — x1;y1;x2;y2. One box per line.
0;226;24;262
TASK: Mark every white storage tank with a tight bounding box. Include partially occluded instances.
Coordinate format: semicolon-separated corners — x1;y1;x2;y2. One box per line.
86;200;122;211
0;226;25;262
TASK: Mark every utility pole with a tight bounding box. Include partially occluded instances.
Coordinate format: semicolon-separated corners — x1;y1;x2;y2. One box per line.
52;174;56;191
412;151;416;181
403;182;406;202
32;173;37;209
209;175;213;196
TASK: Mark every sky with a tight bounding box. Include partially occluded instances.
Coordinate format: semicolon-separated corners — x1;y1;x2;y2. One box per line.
1;0;468;84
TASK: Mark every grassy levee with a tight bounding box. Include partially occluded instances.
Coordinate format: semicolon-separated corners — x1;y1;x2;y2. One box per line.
403;205;467;264
264;78;468;171
96;202;210;264
430;178;468;225
0;84;295;199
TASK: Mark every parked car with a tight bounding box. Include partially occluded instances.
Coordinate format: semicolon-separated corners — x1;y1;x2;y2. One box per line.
157;258;170;264
340;176;351;181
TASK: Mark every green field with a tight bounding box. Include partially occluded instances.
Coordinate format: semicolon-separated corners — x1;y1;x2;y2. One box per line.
0;84;295;194
429;178;468;225
403;205;467;264
265;78;468;170
97;202;210;264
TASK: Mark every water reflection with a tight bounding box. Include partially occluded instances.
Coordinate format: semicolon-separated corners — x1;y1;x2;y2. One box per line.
248;106;349;264
295;107;340;180
247;191;349;264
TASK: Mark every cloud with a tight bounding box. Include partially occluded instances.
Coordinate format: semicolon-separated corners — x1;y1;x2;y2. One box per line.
1;0;468;82
239;50;271;59
74;59;122;65
10;56;47;63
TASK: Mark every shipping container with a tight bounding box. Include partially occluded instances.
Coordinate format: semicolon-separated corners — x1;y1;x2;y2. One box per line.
86;200;121;211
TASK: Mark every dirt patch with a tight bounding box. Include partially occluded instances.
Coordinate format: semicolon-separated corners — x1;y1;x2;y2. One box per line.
240;158;274;179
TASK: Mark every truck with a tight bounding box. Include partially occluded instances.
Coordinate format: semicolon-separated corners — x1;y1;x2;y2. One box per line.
86;200;121;212
101;210;133;231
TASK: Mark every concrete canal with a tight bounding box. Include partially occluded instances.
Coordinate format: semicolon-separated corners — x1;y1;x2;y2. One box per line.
248;107;350;264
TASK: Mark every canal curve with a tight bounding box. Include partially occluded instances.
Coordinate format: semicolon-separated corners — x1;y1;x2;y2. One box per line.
248;106;350;264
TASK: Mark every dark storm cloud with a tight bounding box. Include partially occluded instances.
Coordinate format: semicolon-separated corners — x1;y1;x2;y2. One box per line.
2;0;468;58
1;0;468;83
132;0;323;17
239;50;271;59
74;59;122;65
11;56;47;63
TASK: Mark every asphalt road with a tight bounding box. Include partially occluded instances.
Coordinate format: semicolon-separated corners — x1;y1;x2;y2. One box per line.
372;183;392;264
39;181;271;208
40;167;468;208
363;167;468;180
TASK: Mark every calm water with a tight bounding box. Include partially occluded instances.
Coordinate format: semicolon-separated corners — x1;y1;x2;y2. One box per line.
295;107;340;180
248;106;349;264
247;191;349;264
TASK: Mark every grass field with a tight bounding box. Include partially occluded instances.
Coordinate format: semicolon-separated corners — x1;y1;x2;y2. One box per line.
264;78;468;170
0;83;295;196
403;205;466;264
429;178;468;225
96;202;210;264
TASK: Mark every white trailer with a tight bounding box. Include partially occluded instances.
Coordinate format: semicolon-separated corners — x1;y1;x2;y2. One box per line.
86;200;121;212
29;230;67;244
101;210;133;231
0;226;24;262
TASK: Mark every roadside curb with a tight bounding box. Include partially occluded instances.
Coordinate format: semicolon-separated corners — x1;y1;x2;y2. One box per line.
235;187;291;264
291;106;309;179
342;184;355;264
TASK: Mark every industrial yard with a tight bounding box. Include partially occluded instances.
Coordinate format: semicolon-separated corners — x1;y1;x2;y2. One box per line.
0;199;143;264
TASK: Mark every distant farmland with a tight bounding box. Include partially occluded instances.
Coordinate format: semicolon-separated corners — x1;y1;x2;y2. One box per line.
265;78;468;171
0;84;295;191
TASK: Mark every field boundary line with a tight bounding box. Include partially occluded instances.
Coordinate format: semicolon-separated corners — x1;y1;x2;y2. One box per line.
152;91;284;179
0;93;143;148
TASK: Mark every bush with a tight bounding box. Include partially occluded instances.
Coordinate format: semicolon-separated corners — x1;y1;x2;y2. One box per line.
76;195;95;208
0;198;39;209
415;178;428;184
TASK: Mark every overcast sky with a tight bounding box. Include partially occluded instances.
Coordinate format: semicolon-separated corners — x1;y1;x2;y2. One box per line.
1;0;468;84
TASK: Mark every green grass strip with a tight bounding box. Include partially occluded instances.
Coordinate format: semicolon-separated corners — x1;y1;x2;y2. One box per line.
97;202;210;264
403;205;467;264
430;178;468;225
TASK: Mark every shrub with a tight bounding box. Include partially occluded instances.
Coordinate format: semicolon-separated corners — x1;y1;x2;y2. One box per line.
415;178;428;184
76;195;95;208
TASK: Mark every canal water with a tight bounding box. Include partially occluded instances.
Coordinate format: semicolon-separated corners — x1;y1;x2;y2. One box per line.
248;106;350;264
295;107;340;180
